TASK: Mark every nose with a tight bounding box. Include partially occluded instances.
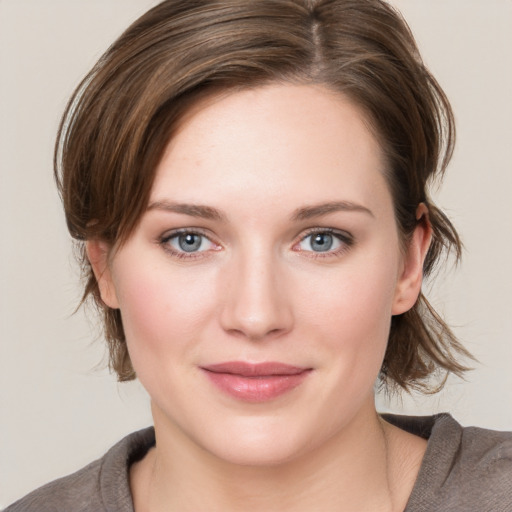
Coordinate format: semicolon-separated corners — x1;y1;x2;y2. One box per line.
219;249;294;341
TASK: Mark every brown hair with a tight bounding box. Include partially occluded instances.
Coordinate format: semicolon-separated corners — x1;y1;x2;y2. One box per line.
55;0;472;390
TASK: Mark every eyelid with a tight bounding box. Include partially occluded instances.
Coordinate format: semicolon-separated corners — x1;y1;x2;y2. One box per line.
160;226;210;239
293;227;354;256
298;227;353;243
159;228;221;258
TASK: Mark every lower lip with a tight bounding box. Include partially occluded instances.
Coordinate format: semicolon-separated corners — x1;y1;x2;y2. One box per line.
202;370;311;402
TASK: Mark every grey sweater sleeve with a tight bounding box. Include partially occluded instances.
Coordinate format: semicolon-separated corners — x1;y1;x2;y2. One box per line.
5;459;109;512
395;414;512;512
4;427;155;512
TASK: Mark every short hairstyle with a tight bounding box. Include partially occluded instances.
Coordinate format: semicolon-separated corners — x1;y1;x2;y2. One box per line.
55;0;472;390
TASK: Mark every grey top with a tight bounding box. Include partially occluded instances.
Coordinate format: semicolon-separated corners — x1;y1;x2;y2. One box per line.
6;414;512;511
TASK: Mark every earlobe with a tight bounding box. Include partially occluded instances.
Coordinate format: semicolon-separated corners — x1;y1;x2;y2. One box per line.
85;239;120;309
392;204;432;315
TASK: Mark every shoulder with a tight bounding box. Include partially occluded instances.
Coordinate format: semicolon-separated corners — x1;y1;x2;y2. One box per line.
4;458;104;512
386;414;512;511
426;414;512;485
4;427;155;512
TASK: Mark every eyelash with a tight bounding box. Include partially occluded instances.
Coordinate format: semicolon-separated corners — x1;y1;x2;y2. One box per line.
159;227;354;260
294;228;354;259
159;229;219;260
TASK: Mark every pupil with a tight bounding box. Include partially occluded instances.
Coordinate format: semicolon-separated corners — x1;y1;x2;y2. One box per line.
312;233;333;252
179;234;201;252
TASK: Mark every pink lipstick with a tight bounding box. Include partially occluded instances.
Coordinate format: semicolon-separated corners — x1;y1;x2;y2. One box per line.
200;362;312;402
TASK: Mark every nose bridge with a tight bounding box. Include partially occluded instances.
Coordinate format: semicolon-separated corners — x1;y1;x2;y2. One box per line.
220;242;293;340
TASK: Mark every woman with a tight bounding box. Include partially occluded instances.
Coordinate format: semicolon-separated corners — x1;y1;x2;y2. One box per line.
6;0;511;510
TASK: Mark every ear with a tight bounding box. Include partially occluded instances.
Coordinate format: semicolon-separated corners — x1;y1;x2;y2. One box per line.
392;204;432;315
85;239;120;309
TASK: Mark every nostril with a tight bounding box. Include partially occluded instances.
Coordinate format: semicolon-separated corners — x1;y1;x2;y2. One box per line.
221;312;293;342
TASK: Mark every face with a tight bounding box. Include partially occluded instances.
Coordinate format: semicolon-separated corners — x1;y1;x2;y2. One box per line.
91;84;427;466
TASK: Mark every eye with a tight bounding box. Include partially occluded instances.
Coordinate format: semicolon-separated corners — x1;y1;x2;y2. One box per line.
296;229;353;255
161;230;218;257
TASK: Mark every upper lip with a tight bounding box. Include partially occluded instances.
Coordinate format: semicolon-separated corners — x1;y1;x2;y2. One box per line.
201;361;310;377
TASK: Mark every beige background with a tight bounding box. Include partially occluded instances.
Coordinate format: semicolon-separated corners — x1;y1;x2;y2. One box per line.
1;0;511;507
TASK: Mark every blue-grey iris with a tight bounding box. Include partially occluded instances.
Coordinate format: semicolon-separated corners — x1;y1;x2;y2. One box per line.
178;233;202;252
311;233;333;252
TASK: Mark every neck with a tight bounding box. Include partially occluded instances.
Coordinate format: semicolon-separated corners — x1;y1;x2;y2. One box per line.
131;400;425;512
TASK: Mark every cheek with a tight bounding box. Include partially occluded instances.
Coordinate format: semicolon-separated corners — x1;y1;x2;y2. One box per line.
111;259;218;365
296;252;399;367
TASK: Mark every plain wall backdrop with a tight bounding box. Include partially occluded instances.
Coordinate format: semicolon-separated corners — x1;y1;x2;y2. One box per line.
1;0;511;507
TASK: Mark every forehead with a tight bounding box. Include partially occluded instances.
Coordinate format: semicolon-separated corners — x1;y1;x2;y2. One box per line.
151;84;391;219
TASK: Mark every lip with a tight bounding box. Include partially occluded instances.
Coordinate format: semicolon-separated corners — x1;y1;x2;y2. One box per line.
200;361;312;402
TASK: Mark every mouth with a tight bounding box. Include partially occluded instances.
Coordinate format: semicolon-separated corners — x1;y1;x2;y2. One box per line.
200;361;313;402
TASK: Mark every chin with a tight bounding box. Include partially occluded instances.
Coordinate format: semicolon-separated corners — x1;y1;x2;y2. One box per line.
188;410;338;468
205;430;308;467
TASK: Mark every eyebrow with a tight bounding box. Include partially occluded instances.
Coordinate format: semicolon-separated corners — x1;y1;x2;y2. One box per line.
147;199;373;223
291;201;374;221
147;200;227;221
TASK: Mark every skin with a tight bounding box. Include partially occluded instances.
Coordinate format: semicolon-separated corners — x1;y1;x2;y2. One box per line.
88;84;431;511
